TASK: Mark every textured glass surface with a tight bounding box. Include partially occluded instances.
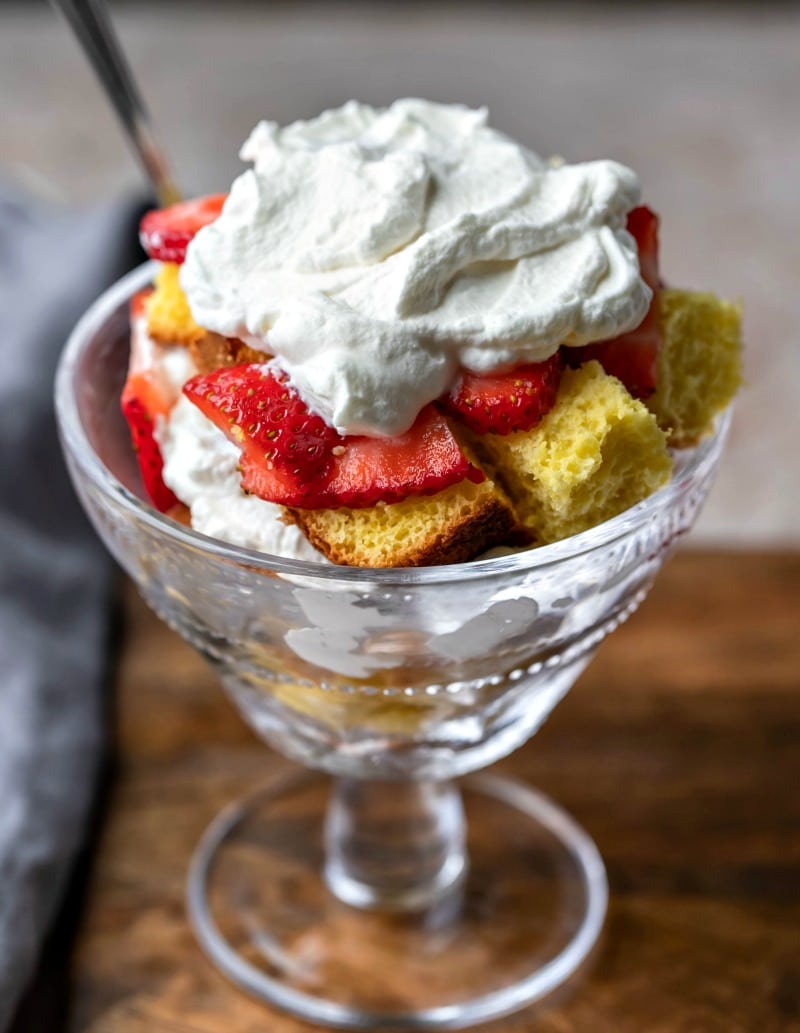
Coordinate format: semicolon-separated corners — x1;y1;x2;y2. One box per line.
56;264;730;780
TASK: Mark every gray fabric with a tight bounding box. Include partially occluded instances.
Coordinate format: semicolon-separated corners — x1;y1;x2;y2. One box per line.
0;187;145;1030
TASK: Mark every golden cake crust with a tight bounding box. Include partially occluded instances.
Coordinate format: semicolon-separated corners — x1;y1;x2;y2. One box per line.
188;332;266;374
147;262;268;371
289;477;523;568
146;263;206;346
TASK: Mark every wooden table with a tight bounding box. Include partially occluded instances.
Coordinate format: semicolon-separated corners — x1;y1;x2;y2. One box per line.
66;551;799;1032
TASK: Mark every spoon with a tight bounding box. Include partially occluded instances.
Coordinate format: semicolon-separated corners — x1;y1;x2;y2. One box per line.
50;0;181;207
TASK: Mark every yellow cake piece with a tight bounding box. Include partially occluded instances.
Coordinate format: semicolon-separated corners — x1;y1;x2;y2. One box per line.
650;288;743;445
146;262;205;346
476;361;672;545
290;476;521;568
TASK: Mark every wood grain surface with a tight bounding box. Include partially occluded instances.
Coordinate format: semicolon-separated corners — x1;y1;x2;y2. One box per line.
67;552;800;1033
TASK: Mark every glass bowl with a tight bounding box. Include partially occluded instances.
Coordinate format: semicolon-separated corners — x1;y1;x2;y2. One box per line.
56;263;730;1029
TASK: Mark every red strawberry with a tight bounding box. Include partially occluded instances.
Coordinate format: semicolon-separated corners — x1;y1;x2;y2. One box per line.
121;387;179;512
120;290;180;512
626;204;660;290
139;194;227;264
129;288;150;320
441;352;563;436
567;205;661;399
319;406;483;508
185;363;339;498
184;364;481;509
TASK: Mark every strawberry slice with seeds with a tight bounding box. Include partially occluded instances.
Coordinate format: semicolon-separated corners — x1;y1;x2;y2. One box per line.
139;194;227;264
441;352;563;436
120;290;180;512
567;205;661;398
184;364;339;501
184;365;481;509
319;406;484;508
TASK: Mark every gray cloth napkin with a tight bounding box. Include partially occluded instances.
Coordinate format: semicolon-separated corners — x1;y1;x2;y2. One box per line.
0;186;146;1030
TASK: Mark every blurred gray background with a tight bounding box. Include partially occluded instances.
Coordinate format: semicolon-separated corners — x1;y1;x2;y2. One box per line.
2;0;798;546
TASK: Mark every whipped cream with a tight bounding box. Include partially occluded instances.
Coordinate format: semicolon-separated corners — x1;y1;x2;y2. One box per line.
158;395;325;561
181;99;650;437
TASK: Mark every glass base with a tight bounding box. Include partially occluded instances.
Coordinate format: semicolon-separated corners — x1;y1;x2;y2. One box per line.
187;771;607;1030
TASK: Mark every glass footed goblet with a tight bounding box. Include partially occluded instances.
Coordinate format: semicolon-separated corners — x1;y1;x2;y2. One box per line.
56;264;731;1030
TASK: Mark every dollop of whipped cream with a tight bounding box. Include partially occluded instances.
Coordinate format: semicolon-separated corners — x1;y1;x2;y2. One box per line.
181;99;650;437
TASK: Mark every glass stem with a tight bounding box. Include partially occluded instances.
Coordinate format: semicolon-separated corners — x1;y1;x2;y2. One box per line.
324;777;467;911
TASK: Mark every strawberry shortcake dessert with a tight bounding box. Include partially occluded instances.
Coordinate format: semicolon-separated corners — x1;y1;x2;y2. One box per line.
123;100;742;567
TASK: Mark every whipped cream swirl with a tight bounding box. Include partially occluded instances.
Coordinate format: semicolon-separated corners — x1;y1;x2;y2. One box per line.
181;99;650;437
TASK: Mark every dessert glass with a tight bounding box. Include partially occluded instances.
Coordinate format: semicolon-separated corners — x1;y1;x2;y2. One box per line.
56;263;730;1029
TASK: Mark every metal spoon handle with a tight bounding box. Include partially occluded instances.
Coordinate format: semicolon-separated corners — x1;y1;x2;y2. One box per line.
51;0;181;206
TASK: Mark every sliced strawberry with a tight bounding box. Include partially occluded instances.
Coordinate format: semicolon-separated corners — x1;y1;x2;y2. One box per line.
129;287;151;321
184;363;339;498
121;386;179;512
626;204;660;290
139;194;227;264
121;291;180;512
318;406;483;509
184;365;481;509
566;205;661;399
441;352;563;436
578;335;659;400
